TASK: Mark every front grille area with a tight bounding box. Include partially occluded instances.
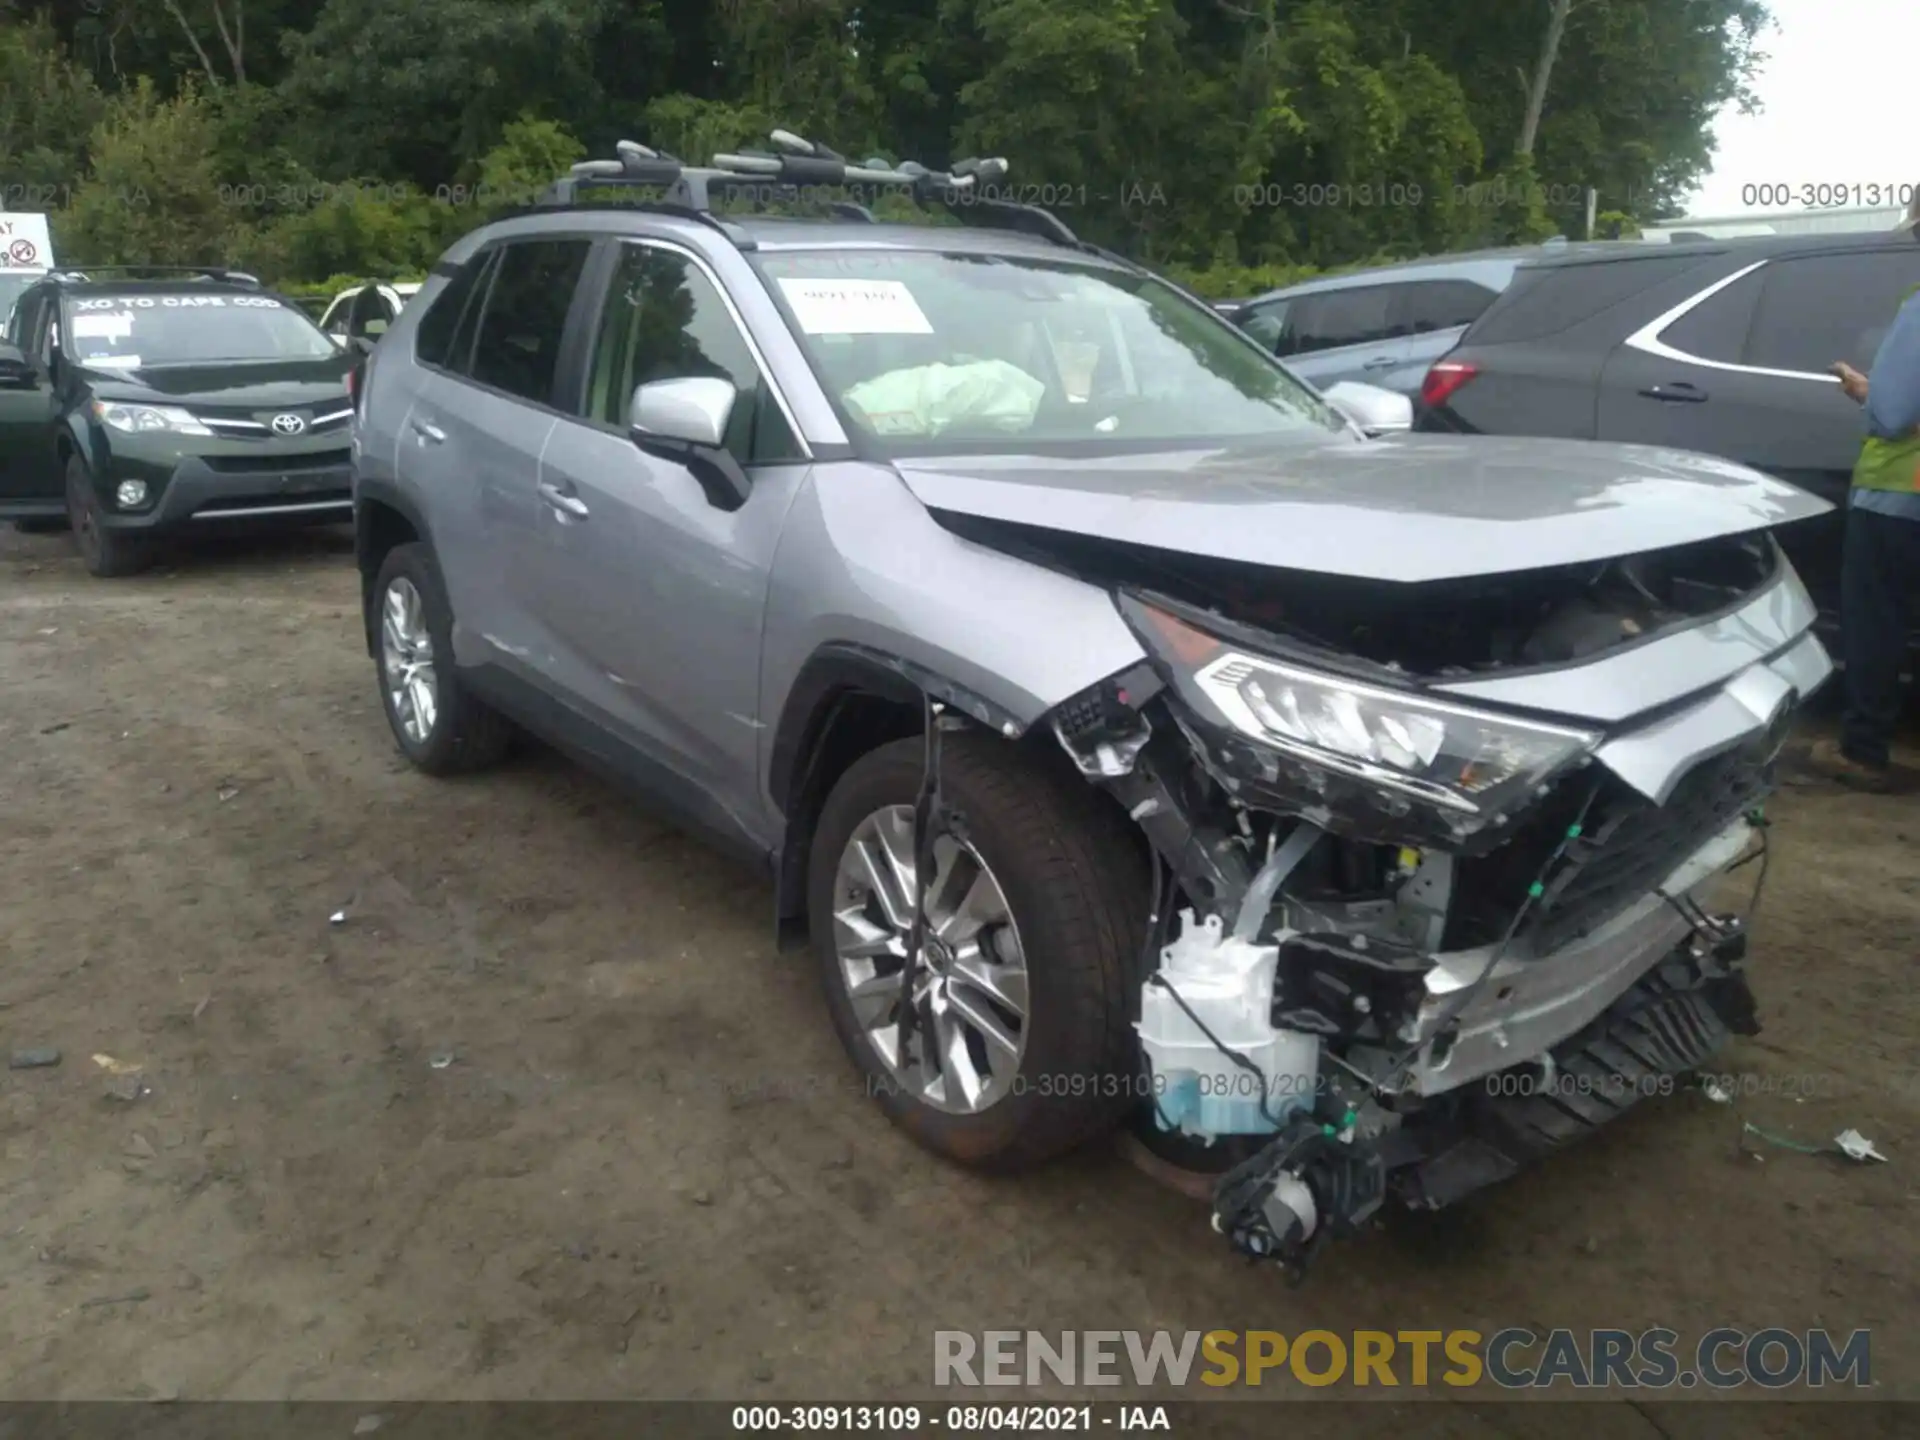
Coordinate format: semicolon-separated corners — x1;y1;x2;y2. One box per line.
1445;739;1774;955
201;448;350;474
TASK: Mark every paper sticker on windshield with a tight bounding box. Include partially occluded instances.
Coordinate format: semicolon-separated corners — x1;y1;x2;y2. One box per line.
71;313;135;340
777;278;932;335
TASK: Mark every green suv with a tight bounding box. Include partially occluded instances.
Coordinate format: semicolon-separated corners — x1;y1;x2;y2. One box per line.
0;267;356;576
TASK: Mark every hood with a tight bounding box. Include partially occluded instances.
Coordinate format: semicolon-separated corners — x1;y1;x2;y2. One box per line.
83;356;352;408
894;434;1832;584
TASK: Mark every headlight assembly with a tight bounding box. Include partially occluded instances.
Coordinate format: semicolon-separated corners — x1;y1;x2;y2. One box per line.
1126;597;1600;817
90;400;212;436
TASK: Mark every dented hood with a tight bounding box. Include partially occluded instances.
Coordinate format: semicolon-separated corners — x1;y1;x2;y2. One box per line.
893;433;1832;583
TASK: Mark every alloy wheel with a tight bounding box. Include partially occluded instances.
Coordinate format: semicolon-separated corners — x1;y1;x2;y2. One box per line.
831;805;1030;1113
381;576;438;743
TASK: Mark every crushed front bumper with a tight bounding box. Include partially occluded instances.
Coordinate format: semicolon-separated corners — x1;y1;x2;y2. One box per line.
1402;813;1757;1096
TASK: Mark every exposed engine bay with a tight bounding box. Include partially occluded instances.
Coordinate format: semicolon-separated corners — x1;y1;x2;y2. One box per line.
932;520;1801;1283
936;510;1778;679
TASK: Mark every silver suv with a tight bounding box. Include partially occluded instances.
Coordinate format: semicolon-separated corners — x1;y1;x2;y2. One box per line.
350;136;1832;1277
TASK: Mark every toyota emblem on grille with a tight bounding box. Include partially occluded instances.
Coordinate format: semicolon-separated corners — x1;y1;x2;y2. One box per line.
270;413;307;435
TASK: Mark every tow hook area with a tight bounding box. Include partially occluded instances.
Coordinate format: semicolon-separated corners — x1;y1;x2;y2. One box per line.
1210;1117;1386;1284
1198;916;1757;1284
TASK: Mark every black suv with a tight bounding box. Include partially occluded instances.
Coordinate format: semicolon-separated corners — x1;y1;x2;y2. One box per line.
1416;229;1920;630
0;267;357;576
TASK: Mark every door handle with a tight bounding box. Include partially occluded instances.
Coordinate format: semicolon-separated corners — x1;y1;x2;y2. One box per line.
410;416;446;443
1362;355;1398;370
1638;382;1708;403
538;479;589;519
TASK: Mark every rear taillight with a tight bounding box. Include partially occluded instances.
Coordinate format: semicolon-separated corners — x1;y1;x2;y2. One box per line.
1420;359;1479;409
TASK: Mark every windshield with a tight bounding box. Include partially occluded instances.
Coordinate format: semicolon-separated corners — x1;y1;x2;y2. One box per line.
61;291;337;367
0;273;37;338
751;249;1343;453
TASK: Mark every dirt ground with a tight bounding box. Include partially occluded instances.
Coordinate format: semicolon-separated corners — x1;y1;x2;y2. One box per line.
0;523;1915;1427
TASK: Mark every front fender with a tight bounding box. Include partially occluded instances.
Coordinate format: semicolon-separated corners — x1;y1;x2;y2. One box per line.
756;462;1148;814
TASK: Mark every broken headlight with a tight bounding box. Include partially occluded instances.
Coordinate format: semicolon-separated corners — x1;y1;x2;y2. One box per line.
1127;599;1600;817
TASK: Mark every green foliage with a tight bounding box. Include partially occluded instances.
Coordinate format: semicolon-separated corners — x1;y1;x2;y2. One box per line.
4;0;1773;284
477;115;587;205
60;78;233;267
243;184;443;287
0;10;105;191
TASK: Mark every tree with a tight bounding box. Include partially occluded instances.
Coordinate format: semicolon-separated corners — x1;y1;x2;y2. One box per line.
0;11;105;191
1;0;1777;288
1517;0;1579;158
61;78;237;266
158;0;246;86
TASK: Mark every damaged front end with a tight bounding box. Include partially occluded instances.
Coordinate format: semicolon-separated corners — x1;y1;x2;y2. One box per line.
1034;528;1825;1283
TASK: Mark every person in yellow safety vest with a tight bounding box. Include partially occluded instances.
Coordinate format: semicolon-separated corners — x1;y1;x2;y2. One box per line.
1808;191;1920;790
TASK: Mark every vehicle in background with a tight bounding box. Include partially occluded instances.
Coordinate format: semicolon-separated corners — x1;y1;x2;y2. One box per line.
1217;248;1553;397
317;281;421;352
351;134;1830;1279
1415;230;1920;641
0;212;55;340
0;266;355;575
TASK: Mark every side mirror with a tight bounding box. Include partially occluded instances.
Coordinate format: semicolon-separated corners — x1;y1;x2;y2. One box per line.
1322;380;1413;436
629;376;751;510
0;343;37;388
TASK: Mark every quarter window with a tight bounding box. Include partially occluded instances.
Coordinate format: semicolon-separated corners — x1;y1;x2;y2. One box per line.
415;254;495;372
1658;272;1760;363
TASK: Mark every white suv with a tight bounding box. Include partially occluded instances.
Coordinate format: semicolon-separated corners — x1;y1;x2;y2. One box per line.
318;281;420;351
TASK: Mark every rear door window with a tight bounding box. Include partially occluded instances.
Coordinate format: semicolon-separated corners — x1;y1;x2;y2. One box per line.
1390;279;1497;336
1281;285;1396;356
467;239;593;405
1739;249;1920;374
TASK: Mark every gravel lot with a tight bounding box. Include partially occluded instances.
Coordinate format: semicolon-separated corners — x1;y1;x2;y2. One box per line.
0;524;1914;1430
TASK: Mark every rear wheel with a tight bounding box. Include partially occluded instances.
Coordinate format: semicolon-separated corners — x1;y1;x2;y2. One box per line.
372;542;513;775
65;457;153;577
808;734;1146;1171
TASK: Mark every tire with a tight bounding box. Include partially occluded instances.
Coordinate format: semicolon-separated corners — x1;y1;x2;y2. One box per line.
65;456;153;577
809;733;1147;1171
371;542;512;775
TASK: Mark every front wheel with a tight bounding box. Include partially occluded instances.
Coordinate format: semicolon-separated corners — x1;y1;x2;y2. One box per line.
65;457;153;577
372;542;512;775
808;734;1146;1171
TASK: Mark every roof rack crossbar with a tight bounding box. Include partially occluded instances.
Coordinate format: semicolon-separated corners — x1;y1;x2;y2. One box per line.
532;129;1083;249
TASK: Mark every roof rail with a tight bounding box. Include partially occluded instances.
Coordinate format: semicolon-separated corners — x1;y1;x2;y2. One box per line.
530;129;1083;250
46;265;260;285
